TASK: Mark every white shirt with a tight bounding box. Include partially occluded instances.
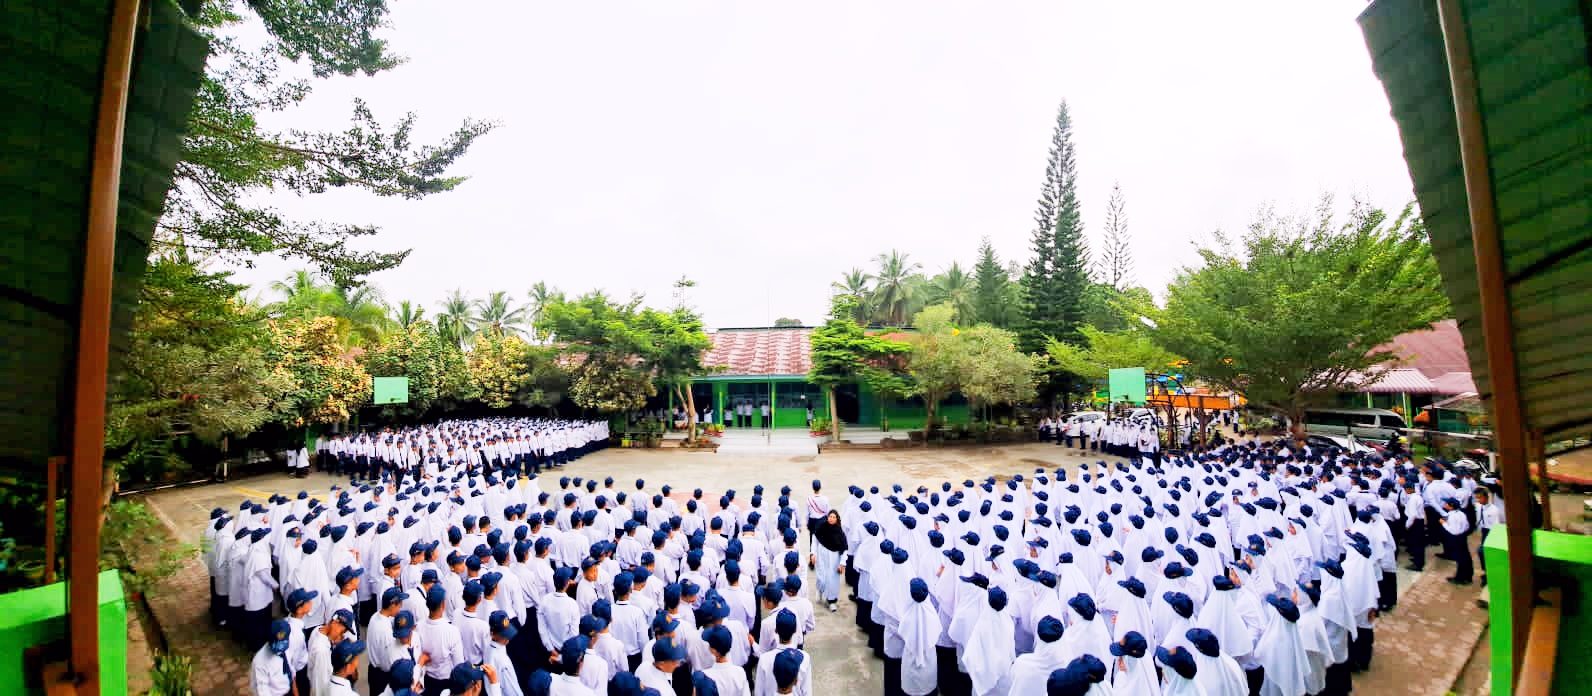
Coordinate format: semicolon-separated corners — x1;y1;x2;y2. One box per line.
549;673;598;696
487;641;524;696
251;645;292;696
328;675;358;696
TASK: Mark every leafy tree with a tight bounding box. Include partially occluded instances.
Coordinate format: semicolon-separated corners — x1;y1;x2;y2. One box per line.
1096;183;1133;290
959;325;1041;416
1155;200;1449;441
361;320;473;418
972;237;1013;328
773;318;803;327
871;250;922;326
466;332;530;409
542;292;658;414
477;291;532;338
435;288;478;350
1019;100;1090;352
265;316;372;427
267;270;388;347
166;0;496;284
807;296;911;441
904;305;966;436
107;257;294;469
1046;326;1183;382
1081;283;1156;333
636;308;713;440
927;262;977;326
518;345;570;412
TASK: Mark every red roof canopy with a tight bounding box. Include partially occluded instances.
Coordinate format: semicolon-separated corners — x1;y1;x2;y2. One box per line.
702;328;813;377
1373;319;1471;378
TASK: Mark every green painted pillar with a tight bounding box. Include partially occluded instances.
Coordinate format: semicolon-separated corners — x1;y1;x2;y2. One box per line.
715;383;726;427
771;381;778;428
1365;392;1374;408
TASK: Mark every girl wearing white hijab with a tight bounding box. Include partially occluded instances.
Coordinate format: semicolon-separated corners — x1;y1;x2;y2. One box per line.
1100;576;1154;643
1196;573;1256;665
962;586;1016;696
1314;560;1355;695
1256;595;1313;696
1155;645;1209;696
1009;616;1073;696
1151;591;1196;653
1184;628;1249;696
1292;582;1333;696
898;578;940;696
1108;631;1160;696
1059;594;1113;667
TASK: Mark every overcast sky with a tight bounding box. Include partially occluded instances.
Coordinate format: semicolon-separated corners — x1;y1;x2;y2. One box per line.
230;0;1413;330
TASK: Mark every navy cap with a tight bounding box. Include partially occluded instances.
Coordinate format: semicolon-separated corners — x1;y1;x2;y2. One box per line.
1266;593;1301;622
1156;645;1198;680
704;624;733;656
559;636;588;672
693;671;721;696
1110;630;1148;658
331;639;367;671
1187;627;1220;657
448;663;485;692
335;565;364;587
268;618;292;654
392;610;417;639
1037;615;1065;643
286;588;317;612
651;636;686;663
1163;591;1194;618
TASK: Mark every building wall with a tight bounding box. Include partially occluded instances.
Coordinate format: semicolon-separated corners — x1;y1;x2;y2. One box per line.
694;376;971;429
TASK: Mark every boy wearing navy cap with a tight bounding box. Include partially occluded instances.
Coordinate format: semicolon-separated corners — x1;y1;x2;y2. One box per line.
1441;497;1474;585
485;611;523;696
250;619;294;696
419;585;464;696
366;587;409;696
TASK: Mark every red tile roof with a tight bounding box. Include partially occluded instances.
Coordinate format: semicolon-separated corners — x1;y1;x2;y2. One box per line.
702;328;813;377
1374;320;1471;378
1349;367;1440;393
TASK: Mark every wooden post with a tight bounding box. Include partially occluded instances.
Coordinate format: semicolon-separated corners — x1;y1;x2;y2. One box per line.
1438;0;1533;678
66;0;143;692
45;456;62;585
1532;430;1551;532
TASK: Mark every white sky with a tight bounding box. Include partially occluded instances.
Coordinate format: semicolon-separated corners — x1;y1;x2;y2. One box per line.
229;0;1413;329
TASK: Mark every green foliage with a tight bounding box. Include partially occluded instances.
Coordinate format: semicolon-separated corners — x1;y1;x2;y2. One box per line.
972;237;1014;328
773;317;803;327
108;257;292;465
467;333;531;409
807;296;911;438
926;262;977;326
1155;199;1449;435
1019;100;1090;352
1096;183;1133;290
905;305;965;432
361;320;474;417
168;0;496;284
101;500;193;596
435;288;479;350
478;291;532;337
268;270;390;348
871;250;922;327
1081;283;1156;333
541;292;707;415
830;269;875;324
1047;326;1183;382
959;324;1041;408
265;316;373;427
148;653;195;696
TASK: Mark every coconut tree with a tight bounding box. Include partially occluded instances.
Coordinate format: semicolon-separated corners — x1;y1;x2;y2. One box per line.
928;262;977;325
269;269;331;318
478;291;532;337
831;268;874;324
326;283;390;348
436;289;478;350
871;250;921;326
392;300;426;330
527;281;561;341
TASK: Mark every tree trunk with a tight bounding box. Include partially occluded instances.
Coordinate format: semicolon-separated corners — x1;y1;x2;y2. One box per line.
680;384;698;443
923;397;938;439
827;385;842;442
1288;406;1306;445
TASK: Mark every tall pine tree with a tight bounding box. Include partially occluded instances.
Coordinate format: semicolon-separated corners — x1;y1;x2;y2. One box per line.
972;236;1012;328
1096;183;1133;290
1019;100;1090;353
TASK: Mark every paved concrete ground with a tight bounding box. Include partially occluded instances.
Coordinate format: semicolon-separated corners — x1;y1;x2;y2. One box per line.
138;443;1488;696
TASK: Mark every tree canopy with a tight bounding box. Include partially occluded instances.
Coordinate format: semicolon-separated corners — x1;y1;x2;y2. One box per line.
1155;200;1449;438
807;296;911;439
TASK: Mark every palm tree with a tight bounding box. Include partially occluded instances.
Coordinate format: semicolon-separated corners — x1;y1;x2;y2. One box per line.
477;291;531;337
871;250;921;326
269;269;330;317
527;282;561;341
830;268;874;324
326;284;390;348
392;301;426;330
928;262;977;325
435;289;479;349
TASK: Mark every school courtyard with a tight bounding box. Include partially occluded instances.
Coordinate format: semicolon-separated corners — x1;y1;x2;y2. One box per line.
133;442;1492;696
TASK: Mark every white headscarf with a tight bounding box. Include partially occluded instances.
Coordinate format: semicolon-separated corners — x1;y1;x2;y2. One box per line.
961;589;1015;696
899;580;941;696
1196;583;1256;661
1256;600;1312;696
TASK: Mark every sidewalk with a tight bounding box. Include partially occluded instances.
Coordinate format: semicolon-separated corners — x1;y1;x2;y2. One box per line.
1352;539;1491;695
140;514;261;696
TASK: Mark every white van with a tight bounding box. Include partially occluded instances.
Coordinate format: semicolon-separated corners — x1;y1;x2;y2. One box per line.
1302;407;1407;441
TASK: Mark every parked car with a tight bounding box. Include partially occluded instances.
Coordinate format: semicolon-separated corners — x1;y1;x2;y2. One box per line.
1302;407;1407;441
1123;408;1163;427
1063;411;1106;427
1304;433;1377;454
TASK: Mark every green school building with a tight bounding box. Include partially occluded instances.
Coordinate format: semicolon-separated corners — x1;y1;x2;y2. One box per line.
684;326;970;430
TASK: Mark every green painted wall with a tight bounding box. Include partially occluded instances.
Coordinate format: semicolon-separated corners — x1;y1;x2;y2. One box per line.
0;570;127;695
1484;527;1592;695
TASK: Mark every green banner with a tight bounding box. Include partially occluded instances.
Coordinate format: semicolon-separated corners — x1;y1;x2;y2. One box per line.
373;376;410;404
1108;367;1147;405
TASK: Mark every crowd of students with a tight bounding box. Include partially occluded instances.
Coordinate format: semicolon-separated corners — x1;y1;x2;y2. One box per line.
219;415;1497;696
